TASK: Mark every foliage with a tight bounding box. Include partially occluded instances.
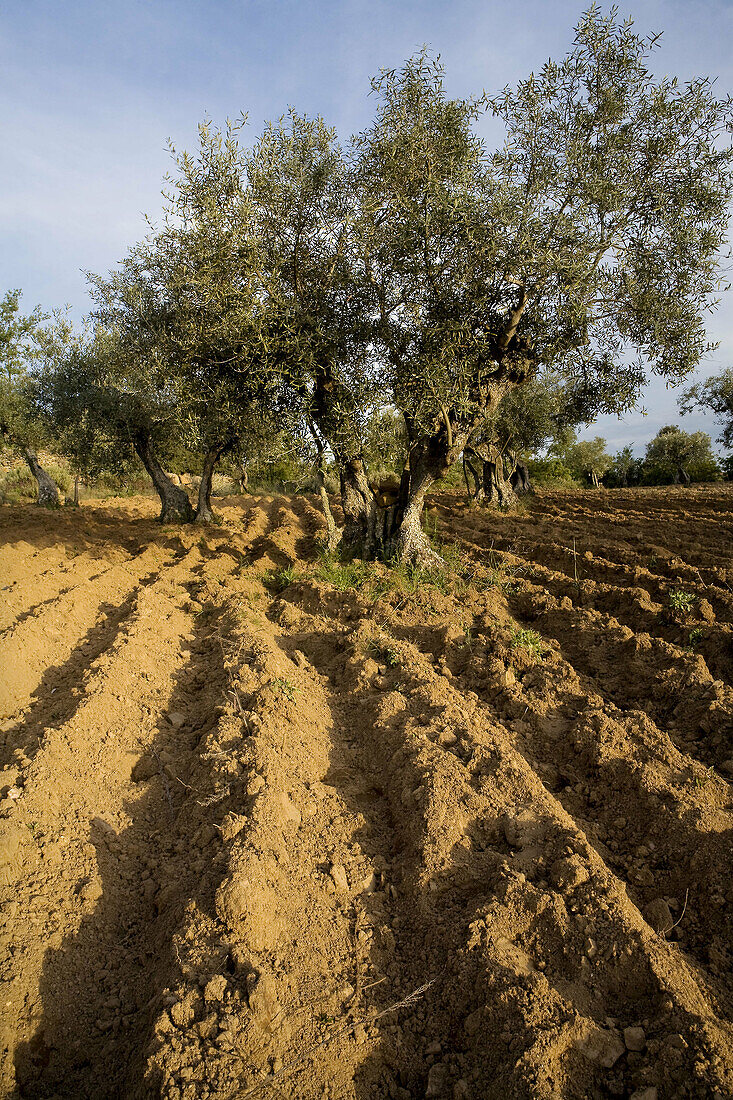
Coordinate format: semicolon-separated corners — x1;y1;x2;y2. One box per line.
245;110;374;465
363;410;407;479
527;455;583;489
0;290;55;454
566;437;612;485
680;367;733;450
669;589;697;613
643;424;720;483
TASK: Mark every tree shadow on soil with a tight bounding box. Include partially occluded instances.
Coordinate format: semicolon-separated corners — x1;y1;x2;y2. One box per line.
1;575;161;774
12;602;237;1099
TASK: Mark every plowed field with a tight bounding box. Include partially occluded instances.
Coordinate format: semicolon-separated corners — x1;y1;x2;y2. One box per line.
1;486;732;1100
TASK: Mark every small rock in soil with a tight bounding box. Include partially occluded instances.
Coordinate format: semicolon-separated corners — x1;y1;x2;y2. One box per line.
644;897;673;933
204;975;229;1003
330;863;348;892
623;1026;646;1051
425;1062;448;1098
575;1027;625;1068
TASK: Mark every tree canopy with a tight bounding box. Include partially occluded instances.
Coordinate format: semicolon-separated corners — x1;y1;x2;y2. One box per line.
680;368;733;450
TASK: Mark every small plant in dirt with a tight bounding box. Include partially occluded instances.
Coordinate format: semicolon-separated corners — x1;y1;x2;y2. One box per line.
510;627;547;659
479;565;520;594
271;676;297;701
315;554;373;591
669;590;697;614
685;627;704;653
366;636;402;668
263;565;298;592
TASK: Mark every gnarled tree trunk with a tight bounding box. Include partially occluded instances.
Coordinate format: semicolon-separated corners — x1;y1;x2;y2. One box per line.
464;444;517;508
315;466;339;554
196;442;233;524
384;421;470;564
134;433;194;523
463;454;484;503
22;447;60;508
339;457;377;558
483;446;518;507
238;460;249;494
509;463;532;494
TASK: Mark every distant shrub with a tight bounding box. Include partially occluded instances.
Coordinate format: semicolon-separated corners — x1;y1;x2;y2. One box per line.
527;457;583;489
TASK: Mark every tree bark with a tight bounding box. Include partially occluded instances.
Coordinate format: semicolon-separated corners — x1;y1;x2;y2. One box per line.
387;421;470;564
315;466;339;554
483;447;518;507
133;433;194;523
195;442;234;523
22;447;60;508
238;460;249;494
339;457;377;558
510;463;532;494
463;455;484;502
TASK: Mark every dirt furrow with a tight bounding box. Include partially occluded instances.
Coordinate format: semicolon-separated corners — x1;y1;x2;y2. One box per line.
0;542;185;725
271;572;733;1098
0;540;243;1098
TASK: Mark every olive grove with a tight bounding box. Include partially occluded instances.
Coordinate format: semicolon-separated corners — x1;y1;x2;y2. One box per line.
5;7;733;551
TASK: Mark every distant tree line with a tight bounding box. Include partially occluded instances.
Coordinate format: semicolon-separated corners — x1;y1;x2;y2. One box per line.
530;422;728;489
2;8;732;559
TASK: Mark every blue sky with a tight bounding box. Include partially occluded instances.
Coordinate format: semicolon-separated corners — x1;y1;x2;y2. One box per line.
2;0;732;455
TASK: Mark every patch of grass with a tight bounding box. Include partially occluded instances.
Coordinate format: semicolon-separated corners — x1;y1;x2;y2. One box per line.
263;564;298;592
669;589;697;614
509;627;547;659
315;554;373;591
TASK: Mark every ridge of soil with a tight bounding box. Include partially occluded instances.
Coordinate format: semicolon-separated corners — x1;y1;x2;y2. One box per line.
1;485;732;1099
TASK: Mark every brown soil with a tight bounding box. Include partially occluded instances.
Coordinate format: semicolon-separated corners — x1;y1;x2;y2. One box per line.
1;485;732;1100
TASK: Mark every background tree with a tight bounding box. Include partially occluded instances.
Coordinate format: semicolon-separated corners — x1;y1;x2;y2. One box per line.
680;368;733;451
50;321;194;522
642;424;720;484
464;376;584;504
37;327;139;505
152;119;278;523
567;436;612;487
606;444;644;487
0;290;63;507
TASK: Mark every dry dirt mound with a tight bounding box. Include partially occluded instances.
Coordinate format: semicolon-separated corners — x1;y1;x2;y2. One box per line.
1;486;732;1099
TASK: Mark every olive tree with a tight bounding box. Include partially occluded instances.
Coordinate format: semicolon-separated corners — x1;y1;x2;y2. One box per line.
353;8;733;560
568;436;612;487
245;111;379;551
607;444;643;487
0;290;63;507
643;424;719;484
151;120;282;523
680;368;733;450
85;121;275;523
